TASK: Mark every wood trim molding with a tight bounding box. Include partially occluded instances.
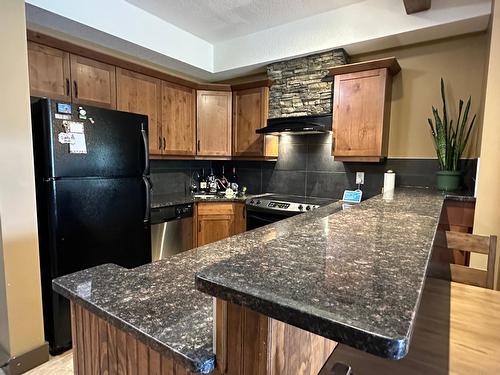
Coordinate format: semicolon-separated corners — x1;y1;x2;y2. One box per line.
333;156;384;162
329;57;401;77
27;30;231;91
197;83;232;91
231;79;273;91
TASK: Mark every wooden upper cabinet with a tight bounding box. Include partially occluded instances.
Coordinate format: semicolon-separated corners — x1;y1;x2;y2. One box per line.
197;90;232;157
27;41;71;100
330;57;400;162
70;54;116;109
116;68;162;156
232;87;267;157
232;83;278;159
162;82;196;156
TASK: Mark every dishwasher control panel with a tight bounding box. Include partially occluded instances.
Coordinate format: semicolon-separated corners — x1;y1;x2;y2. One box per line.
175;204;193;218
151;203;193;224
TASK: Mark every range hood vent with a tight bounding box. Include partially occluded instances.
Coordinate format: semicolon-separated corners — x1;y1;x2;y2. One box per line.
256;114;332;135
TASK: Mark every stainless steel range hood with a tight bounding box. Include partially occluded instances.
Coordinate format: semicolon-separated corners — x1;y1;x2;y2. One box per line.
256;114;332;135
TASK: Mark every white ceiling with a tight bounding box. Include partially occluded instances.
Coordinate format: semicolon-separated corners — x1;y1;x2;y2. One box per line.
123;0;361;43
25;0;492;81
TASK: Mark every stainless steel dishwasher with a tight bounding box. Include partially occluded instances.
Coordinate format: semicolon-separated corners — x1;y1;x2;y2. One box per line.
150;203;193;261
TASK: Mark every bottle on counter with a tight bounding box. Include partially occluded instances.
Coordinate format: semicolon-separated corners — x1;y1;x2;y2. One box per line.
217;165;229;192
208;168;217;194
229;167;239;193
199;168;207;194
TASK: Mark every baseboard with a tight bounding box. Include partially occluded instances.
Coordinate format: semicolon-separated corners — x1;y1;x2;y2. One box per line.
1;342;49;375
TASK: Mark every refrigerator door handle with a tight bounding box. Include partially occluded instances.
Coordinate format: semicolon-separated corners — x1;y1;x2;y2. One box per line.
143;176;151;223
141;122;150;175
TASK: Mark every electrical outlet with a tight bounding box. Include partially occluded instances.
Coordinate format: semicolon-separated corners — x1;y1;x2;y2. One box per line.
356;172;365;185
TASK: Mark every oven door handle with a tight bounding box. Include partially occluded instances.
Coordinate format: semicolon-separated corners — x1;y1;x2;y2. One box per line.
247;213;281;223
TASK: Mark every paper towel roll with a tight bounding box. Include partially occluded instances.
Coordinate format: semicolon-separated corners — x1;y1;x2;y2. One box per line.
383;170;395;200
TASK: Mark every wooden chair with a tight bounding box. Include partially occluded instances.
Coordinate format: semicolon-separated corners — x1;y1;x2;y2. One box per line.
429;230;497;289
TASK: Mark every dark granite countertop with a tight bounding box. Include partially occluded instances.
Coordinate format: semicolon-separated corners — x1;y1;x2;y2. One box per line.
195;188;453;360
53;187;467;373
151;192;252;208
52;197;344;373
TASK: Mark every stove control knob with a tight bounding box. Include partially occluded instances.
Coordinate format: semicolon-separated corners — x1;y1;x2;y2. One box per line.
256;200;261;205
298;205;303;211
250;200;255;204
306;205;311;211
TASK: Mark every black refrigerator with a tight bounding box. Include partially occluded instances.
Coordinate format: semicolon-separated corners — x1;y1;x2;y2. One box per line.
31;98;152;354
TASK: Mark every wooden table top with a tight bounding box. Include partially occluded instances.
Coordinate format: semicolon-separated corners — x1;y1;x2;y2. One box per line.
322;277;500;374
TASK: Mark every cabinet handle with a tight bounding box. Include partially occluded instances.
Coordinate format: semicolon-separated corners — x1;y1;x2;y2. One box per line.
197;140;200;152
163;137;166;150
159;136;162;150
198;221;201;233
65;78;70;97
73;81;78;98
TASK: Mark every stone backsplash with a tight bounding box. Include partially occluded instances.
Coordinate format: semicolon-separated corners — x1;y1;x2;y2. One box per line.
267;49;349;118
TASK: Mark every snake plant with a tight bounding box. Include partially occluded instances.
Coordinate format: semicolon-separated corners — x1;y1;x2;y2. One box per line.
427;78;476;171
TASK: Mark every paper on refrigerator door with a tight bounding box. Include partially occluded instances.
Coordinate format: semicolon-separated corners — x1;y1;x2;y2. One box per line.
63;120;87;154
69;133;87;154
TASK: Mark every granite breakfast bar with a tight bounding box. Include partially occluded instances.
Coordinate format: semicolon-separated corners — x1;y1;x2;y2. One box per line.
53;188;452;375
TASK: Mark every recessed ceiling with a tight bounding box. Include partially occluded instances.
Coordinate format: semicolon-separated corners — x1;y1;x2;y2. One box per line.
26;0;492;81
124;0;361;43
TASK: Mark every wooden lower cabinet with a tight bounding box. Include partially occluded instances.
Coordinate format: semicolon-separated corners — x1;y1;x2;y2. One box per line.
70;298;336;375
433;199;476;265
215;299;337;375
70;302;195;375
194;203;246;247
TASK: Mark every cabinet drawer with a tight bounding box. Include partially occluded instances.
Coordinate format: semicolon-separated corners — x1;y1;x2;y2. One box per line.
197;202;235;215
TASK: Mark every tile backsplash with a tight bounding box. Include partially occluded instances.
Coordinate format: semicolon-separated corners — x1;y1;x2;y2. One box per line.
151;134;477;200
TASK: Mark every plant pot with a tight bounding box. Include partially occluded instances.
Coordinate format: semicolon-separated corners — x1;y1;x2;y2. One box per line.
436;170;461;191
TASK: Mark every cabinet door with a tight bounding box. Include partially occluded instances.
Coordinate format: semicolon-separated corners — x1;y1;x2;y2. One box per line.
197;90;232;156
197;215;233;247
233;87;268;157
70;54;116;109
116;68;162;156
332;68;389;161
27;42;71;100
162;82;196;156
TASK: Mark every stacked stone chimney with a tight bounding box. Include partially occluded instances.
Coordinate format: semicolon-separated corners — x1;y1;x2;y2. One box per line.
267;49;349;118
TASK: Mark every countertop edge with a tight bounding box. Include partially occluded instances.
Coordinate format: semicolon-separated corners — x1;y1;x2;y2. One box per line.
52;272;215;374
195;274;409;360
194;190;468;360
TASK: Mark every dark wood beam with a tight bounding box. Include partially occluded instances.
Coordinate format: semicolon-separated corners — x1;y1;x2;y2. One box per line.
403;0;431;14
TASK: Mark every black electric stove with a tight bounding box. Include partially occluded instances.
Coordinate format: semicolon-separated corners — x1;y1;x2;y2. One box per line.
245;194;337;230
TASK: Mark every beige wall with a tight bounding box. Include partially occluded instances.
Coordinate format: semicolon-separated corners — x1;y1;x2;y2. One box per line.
0;0;46;358
352;33;489;158
473;1;500;289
